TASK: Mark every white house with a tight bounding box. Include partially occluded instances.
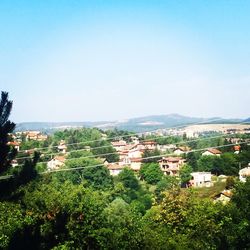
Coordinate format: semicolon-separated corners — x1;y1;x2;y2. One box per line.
129;158;142;171
47;156;66;171
58;140;67;154
107;164;124;176
239;165;250;182
128;148;143;159
190;172;212;187
202;148;222;156
173;146;190;155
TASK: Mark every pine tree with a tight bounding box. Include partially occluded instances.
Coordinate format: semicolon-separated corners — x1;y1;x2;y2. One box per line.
0;91;17;174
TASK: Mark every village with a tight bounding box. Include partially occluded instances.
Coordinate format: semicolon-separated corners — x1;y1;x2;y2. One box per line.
8;126;250;198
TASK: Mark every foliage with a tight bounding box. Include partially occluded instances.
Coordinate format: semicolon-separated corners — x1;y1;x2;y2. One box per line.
56;157;113;189
0;202;35;249
155;176;179;202
197;153;239;176
225;176;235;189
139;163;163;185
0;92;17;174
117;167;139;191
179;164;193;186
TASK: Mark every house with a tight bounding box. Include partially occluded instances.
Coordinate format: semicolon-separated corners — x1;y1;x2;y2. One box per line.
142;141;157;150
128;148;144;159
130;136;140;144
158;157;185;176
118;154;142;170
107;163;124;176
7;141;20;151
25;131;48;141
239;164;250;182
233;145;241;154
37;134;48;141
202;148;222;156
47;156;66;171
58;140;67;154
173;146;190;155
129;158;142;171
157;144;176;152
189;172;212;187
111;140;127;151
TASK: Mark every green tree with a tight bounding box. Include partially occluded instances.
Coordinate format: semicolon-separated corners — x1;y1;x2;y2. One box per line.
155;176;179;202
58;158;113;189
179;164;193;186
100;198;144;249
220;153;238;175
186;152;198;170
197;155;223;175
0;92;17;174
139;163;163;185
117;167;139;191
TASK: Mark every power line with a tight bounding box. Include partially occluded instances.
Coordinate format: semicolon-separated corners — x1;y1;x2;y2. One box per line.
15;132;232;161
1;141;247;181
17;117;231;153
16;135;231;160
42;141;249;173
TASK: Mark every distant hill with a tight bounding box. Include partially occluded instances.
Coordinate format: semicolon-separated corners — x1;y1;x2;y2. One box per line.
243;117;250;123
15;114;245;133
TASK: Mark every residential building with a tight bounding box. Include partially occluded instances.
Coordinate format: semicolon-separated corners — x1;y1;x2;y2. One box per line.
111;140;127;151
7;141;20;151
233;145;241;154
142;141;157;150
202;148;222;156
158;157;185;176
129;158;142;171
58;140;67;154
25;131;48;141
190;172;212;187
173;146;190;155
239;164;250;182
47;156;66;171
107;163;124;176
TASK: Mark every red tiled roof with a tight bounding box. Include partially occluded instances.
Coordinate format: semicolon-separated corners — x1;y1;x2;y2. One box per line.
175;146;190;152
111;141;127;146
7;141;20;146
130;158;142;163
107;164;124;170
207;148;222;154
159;157;184;162
54;156;66;162
143;141;156;145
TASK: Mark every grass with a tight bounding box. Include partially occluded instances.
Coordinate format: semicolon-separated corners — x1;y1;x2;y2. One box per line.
192;181;226;199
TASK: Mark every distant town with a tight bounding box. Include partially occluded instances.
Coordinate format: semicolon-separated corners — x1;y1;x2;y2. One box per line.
7;122;250;198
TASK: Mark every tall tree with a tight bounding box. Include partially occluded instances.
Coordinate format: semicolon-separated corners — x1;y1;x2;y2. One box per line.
0;91;16;174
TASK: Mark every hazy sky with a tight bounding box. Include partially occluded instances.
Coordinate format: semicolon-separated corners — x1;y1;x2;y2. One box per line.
1;0;250;122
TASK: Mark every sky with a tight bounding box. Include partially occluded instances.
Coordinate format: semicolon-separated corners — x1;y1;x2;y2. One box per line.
1;0;250;122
